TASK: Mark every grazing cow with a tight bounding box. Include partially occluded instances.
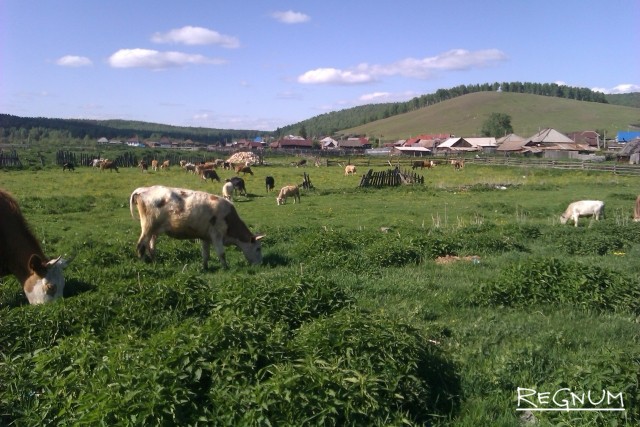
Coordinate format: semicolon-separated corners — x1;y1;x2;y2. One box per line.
227;177;247;196
560;200;605;227
451;159;465;170
222;181;235;201
202;169;221;182
179;160;187;168
129;185;264;269
100;160;119;172
0;189;67;304
411;160;434;170
92;158;105;168
292;159;307;167
138;160;149;172
160;160;170;170
265;176;275;192
634;195;640;222
235;165;254;176
184;163;196;174
151;160;159;171
223;161;231;170
276;185;300;205
62;162;75;172
344;165;357;176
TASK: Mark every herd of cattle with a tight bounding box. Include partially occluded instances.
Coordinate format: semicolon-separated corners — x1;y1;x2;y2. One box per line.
2;159;640;305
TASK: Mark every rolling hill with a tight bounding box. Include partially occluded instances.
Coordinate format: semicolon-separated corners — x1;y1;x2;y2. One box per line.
337;92;640;140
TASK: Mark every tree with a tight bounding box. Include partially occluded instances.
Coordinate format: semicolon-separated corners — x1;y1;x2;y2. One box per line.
481;113;513;137
299;124;307;139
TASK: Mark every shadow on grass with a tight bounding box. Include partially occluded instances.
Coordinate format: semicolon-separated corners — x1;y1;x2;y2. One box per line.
63;278;97;299
262;252;291;267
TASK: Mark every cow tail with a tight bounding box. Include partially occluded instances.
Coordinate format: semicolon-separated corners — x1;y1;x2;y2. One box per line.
129;191;139;219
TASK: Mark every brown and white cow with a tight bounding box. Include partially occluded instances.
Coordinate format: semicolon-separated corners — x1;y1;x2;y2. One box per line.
151;160;159;171
129;186;264;269
100;160;119;172
276;185;300;205
634;195;640;222
235;165;254;176
160;160;170;170
344;165;357;176
0;189;67;304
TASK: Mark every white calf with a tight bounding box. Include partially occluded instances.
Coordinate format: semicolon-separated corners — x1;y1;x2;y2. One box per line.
560;200;604;227
222;181;235;201
276;185;300;205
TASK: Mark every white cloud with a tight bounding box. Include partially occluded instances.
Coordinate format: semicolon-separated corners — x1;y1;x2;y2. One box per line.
298;48;507;85
56;55;93;67
604;84;640;94
151;26;240;48
298;68;374;84
271;10;310;24
191;111;282;131
108;48;227;69
358;91;417;103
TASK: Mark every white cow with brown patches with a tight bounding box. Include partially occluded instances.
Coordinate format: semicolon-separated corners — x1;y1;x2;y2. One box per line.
129;185;264;269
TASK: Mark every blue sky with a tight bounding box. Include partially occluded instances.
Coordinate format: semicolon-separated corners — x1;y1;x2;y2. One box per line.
1;0;638;132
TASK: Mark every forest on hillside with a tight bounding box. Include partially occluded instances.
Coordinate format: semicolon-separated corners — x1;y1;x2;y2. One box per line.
1;82;636;147
276;82;612;137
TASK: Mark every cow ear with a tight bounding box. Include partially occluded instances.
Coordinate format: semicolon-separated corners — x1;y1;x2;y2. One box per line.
28;254;48;277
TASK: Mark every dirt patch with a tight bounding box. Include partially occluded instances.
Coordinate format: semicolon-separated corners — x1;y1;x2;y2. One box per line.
435;255;480;265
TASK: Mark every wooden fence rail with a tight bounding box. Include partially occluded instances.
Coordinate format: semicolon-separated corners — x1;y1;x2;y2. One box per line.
359;168;424;188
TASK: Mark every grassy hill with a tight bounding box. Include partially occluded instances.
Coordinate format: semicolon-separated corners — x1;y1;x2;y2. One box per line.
338;92;640;140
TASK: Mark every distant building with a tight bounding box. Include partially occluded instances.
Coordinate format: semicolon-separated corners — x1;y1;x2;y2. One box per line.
616;131;640;143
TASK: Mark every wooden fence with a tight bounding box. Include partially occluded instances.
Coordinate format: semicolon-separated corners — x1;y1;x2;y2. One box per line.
359;168;424;188
0;150;22;168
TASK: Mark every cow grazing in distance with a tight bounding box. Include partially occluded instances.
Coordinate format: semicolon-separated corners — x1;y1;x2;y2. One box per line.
560;200;605;227
265;176;275;192
451;159;465;170
0;189;67;304
183;163;196;174
235;165;254;176
100;160;119;172
276;185;301;205
179;160;187;168
344;165;357;176
227;177;247;196
129;185;264;269
151;160;159;171
222;181;235;201
412;160;434;170
202;169;221;182
292;159;307;167
62;162;75;172
138;160;149;172
634;195;640;222
160;160;170;170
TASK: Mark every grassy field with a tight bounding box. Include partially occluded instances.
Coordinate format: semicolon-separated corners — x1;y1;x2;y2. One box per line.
1;157;639;426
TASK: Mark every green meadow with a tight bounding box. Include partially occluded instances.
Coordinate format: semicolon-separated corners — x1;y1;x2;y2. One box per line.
1;156;639;426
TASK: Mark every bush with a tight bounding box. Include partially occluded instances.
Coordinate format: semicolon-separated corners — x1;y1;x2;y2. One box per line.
473;257;640;314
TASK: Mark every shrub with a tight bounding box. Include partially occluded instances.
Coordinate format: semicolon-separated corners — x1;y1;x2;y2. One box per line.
474;257;640;314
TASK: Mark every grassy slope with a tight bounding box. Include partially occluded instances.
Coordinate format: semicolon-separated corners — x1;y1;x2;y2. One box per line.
339;92;640;140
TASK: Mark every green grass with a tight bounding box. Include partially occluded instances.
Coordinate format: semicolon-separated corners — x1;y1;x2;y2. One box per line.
1;158;639;426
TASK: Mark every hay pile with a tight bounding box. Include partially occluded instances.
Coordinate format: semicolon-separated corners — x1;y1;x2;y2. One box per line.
227;152;260;165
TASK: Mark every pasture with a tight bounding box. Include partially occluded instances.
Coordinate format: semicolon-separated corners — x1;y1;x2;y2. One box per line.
1;157;639;426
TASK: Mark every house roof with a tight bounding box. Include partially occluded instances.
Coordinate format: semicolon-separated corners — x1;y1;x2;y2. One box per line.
466;137;497;147
496;134;526;151
617;138;640;156
271;139;313;148
526;128;573;144
394;146;431;153
438;137;473;148
566;131;600;146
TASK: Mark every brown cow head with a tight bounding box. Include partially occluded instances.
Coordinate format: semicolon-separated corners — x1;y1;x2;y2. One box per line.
23;255;67;304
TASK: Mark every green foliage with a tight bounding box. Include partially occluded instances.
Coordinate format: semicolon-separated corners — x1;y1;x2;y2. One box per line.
480;112;513;137
474;256;640;314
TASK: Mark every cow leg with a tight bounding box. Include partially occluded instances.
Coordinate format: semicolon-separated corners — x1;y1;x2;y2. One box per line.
209;235;228;269
200;240;210;270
